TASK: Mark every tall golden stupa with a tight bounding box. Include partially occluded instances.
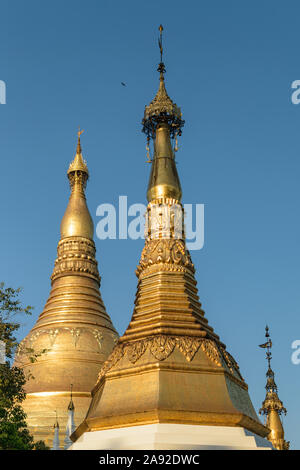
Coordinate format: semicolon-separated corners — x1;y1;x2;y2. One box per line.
71;27;272;450
15;132;118;447
259;326;289;450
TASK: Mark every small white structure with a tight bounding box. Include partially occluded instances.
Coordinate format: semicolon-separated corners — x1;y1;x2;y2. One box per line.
0;340;6;364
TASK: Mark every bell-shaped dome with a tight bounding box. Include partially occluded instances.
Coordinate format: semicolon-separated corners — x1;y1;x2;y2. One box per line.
60;136;94;239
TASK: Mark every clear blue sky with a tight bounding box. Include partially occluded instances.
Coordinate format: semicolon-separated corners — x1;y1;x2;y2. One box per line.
0;0;299;448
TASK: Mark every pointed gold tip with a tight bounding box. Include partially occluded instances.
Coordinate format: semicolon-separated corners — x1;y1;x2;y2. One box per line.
77;128;84;154
68;130;89;177
61;133;93;239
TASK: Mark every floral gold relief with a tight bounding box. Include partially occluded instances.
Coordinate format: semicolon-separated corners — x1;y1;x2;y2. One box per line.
137;238;194;276
175;336;201;362
127;340;147;364
95;336;232;387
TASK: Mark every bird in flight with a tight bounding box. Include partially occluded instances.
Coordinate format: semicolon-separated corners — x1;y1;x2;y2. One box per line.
121;82;126;87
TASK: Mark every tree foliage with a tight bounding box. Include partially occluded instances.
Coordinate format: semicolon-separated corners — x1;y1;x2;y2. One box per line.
0;283;49;450
0;282;33;359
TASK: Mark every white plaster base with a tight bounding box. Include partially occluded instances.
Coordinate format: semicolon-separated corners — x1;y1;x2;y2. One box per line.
70;424;273;450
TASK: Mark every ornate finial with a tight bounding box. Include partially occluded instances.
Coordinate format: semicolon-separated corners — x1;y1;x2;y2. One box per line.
259;325;273;369
158;24;164;58
158;25;163;62
68;383;75;411
67;129;89;184
60;133;94;239
142;26;184;140
76;127;84;154
157;25;166;76
259;326;289;450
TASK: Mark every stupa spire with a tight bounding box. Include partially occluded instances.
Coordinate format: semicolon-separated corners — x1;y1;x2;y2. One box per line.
68;383;75;411
71;27;271;450
259;326;289;450
51;411;60;450
143;25;184;201
123;26;220;341
15;131;118;447
64;385;76;449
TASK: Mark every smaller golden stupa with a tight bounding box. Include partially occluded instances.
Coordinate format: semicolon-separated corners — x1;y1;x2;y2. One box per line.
15;131;118;447
259;326;289;450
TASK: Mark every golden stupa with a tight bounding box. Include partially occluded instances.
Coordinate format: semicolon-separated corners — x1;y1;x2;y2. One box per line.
259;326;289;450
15;132;118;447
71;27;271;450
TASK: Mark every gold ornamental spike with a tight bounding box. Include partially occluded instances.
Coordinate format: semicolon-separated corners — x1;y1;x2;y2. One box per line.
259;327;289;450
68;129;89;177
76;127;84;154
158;24;163;62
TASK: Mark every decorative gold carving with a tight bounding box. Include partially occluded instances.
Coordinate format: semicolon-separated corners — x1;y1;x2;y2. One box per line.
92;330;104;350
126;340;147;364
145;201;184;240
219;346;244;381
111;333;119;345
96;336;228;386
97;343;124;381
144;73;182;122
28;331;41;347
67;133;89;184
175;337;201;362
15;338;38;358
68;171;88;191
136;239;194;276
67;134;89;191
258;327;289;450
57;237;96;257
201;339;222;366
48;328;59;347
140;264;193;278
51;237;100;281
150;336;175;360
21;327;112;354
68;328;82;348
